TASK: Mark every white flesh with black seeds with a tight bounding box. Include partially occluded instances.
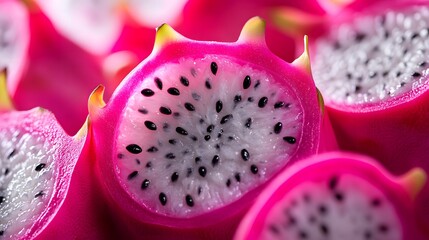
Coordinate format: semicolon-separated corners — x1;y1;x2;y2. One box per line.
313;6;429;105
0;127;55;239
117;55;303;217
262;174;401;240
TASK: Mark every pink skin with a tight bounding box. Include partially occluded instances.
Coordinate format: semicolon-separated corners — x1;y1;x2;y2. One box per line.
234;152;426;240
10;9;113;135
0;107;116;239
273;0;429;231
89;19;335;239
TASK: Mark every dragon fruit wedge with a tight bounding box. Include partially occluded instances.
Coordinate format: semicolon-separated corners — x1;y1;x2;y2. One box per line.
88;17;336;239
234;152;427;240
0;0;29;96
272;0;429;229
0;70;115;239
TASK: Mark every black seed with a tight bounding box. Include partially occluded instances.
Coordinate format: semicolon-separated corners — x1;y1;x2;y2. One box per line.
185;102;195;111
167;87;180;96
190;135;198;141
364;230;372;239
396;71;402;77
216;100;223;113
226;179;231;187
283;136;296;144
274;122;283;134
274;101;285;109
243;75;251;89
141;179;150;189
234;173;241;182
126;144;142;154
384;31;390;39
192;92;201;101
195;157;202;163
369;72;377;78
212;155;220;166
144;121;157;130
168;139;177;145
165;153;176;159
215;144;220;150
117;153;124;159
218;129;223;138
269;225;280;235
176;127;188;135
141;88;154;97
318;204;327;215
138;108;148;114
258;97;268;108
198;186;202;195
382;71;389;77
411;32;419;39
0;196;4;204
198;166;207;177
220;114;233;124
180;76;189;86
199;118;204;124
146;161;152;168
182;149;190;155
186;168;192;177
412;72;421;77
4;168;9;175
400;82;406;87
355;85;362;92
298;230;308;239
334;192;344;202
210;62;218;75
234;95;242;103
147;146;158;153
328;176;338;190
7;149;16;159
371;198;381;207
250;165;258;174
171;172;179;182
0;230;3;236
35;191;44;198
185;194;194;207
320;224;329;235
135;159;141;165
207;124;214;133
419;61;427;67
378;224;389;233
228;136;234;141
346;72;352;79
160;106;172;115
355;33;366;42
173;112;180;119
35;163;46;172
241;149;250;161
245;118;252;128
254;80;261;89
205;79;212;89
248;97;254;102
127;171;138;180
154;77;163;90
204;135;211;141
159;192;167;206
163;123;170;130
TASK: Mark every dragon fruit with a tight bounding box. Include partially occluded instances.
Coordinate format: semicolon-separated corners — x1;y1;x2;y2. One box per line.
89;17;335;239
0;70;115;239
0;0;29;96
234;152;427;240
272;0;429;229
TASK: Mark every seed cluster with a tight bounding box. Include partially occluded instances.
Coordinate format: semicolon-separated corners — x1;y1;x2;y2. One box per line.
313;6;429;105
264;174;401;240
117;57;303;217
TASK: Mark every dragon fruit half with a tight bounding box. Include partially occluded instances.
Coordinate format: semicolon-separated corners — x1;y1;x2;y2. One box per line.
0;70;115;239
272;0;429;229
88;17;335;239
234;152;427;240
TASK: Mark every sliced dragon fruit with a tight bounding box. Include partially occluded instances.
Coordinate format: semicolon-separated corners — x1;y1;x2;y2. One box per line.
34;0;123;55
89;17;335;238
0;0;29;96
0;70;115;239
272;0;429;229
235;152;427;240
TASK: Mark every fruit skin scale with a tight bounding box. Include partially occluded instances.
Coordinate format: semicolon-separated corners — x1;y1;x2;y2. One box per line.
0;72;116;240
234;152;427;240
89;17;334;239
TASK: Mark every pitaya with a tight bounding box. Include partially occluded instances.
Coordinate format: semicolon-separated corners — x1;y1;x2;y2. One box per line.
0;70;115;239
272;0;429;229
89;17;335;239
234;152;427;240
0;0;29;96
